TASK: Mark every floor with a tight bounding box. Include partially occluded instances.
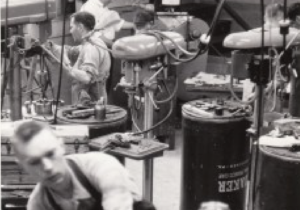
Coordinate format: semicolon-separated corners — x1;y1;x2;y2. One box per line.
126;129;183;210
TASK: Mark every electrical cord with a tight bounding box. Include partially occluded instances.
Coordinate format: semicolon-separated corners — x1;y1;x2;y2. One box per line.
153;31;198;56
132;97;174;136
145;31;202;63
146;66;165;82
209;0;226;37
155;76;178;104
133;85;144;111
131;70;178;135
131;108;142;132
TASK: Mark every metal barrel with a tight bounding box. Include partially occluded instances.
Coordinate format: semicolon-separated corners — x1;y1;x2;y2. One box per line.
181;99;251;210
254;146;300;210
56;105;128;139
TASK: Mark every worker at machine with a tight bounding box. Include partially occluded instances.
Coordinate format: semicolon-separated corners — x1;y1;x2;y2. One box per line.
133;9;167;34
132;2;189;31
78;0;135;47
11;120;156;210
288;2;300;29
46;11;111;105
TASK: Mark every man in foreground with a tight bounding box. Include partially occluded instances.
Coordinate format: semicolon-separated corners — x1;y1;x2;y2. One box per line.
11;120;155;210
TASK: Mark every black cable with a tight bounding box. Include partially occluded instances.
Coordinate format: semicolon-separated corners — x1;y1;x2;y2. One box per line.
131;84;143;113
251;1;265;209
1;0;9;110
161;78;171;95
132;97;174;136
155;76;178;104
53;4;68;124
144;31;203;63
209;0;226;37
129;65;178;136
282;0;288;60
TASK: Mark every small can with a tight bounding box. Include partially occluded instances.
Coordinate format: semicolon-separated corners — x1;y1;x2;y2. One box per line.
94;104;106;120
24;101;32;114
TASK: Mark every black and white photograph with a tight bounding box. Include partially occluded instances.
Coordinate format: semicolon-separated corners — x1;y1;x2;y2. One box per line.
1;0;300;210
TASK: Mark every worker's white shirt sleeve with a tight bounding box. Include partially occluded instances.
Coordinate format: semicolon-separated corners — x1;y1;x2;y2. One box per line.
68;152;142;210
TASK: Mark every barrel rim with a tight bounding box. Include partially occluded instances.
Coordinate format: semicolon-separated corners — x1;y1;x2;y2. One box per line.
182;99;251;121
259;145;300;162
182;110;249;122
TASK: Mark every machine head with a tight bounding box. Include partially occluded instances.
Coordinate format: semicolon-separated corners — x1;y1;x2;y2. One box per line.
223;27;300;49
1;0;57;26
112;31;185;61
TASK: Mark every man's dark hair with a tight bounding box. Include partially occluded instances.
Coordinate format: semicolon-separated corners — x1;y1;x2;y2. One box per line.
288;3;300;21
71;11;96;31
14;121;45;143
134;10;154;28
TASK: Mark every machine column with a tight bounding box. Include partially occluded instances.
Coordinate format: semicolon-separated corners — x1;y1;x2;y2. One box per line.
142;89;155;201
8;35;22;120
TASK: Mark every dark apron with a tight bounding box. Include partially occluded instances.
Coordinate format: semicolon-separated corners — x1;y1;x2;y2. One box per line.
44;159;156;210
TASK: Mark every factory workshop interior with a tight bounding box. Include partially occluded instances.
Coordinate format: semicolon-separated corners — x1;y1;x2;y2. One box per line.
1;0;300;210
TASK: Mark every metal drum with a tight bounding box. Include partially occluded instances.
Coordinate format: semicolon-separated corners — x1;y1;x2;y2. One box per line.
181;99;251;210
254;146;300;210
56;105;128;139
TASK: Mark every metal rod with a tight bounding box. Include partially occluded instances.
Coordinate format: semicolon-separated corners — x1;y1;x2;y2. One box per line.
142;88;154;202
289;46;300;117
248;82;265;210
254;84;264;138
1;58;10;109
40;45;69;69
221;1;251;31
8;38;22;120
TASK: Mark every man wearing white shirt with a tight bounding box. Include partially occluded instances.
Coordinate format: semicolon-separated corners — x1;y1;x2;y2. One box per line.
12;120;156;210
